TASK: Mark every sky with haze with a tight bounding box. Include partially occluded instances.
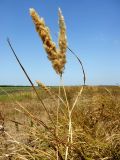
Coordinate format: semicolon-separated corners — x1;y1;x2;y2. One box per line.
0;0;120;86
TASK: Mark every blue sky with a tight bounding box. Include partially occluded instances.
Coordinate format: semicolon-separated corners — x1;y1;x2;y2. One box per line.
0;0;120;86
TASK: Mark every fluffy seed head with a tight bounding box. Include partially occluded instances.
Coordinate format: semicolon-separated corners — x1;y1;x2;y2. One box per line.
58;8;67;54
36;80;53;98
30;8;67;75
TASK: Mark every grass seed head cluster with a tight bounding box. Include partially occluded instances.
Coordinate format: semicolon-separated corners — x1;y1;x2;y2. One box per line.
30;8;67;75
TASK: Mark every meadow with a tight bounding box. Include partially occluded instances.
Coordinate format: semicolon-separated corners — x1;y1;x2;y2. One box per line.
0;5;120;160
0;85;120;160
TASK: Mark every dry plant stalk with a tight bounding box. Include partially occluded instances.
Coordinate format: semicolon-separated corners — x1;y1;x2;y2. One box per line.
29;8;67;76
30;8;83;160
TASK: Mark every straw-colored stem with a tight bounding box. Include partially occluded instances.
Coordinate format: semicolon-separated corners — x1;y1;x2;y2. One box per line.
59;77;72;160
7;38;55;128
65;87;84;160
61;76;70;111
70;86;83;114
65;110;73;160
56;77;62;160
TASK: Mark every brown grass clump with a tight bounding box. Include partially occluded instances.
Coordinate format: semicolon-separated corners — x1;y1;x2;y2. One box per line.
29;8;67;75
0;86;120;160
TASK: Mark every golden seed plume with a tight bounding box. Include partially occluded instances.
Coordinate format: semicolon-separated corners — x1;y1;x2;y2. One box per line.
58;8;67;55
29;8;67;75
36;80;54;99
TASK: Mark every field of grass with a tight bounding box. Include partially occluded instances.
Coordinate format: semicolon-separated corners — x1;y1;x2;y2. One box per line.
0;85;120;160
0;2;119;159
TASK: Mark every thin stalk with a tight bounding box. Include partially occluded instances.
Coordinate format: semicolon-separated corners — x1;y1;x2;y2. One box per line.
71;86;84;114
68;86;84;155
65;86;84;160
59;75;72;160
0;87;49;129
60;76;72;160
56;77;62;160
65;145;69;160
61;75;70;112
7;38;55;128
65;108;73;160
67;47;86;85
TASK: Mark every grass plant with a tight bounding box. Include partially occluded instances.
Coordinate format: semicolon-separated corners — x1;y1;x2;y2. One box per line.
0;6;119;160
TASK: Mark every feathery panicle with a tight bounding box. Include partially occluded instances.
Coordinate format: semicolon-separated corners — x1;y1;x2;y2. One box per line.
58;8;67;55
57;8;67;75
29;8;57;57
36;80;53;98
29;8;67;75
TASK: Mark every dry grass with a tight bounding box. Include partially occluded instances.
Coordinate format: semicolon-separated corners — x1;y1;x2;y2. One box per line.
0;86;120;160
1;6;119;160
